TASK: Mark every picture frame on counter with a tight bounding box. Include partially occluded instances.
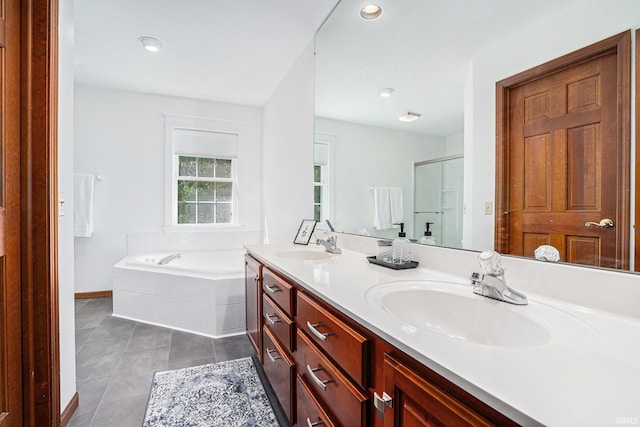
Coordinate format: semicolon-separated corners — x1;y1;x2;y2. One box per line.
294;219;317;245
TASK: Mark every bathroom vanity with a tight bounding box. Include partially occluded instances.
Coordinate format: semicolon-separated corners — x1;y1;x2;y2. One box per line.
245;240;640;426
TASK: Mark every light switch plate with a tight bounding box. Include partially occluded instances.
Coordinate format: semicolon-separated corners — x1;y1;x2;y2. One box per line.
484;201;493;215
58;192;65;216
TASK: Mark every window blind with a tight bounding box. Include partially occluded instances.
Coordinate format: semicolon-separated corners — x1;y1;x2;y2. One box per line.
173;128;238;158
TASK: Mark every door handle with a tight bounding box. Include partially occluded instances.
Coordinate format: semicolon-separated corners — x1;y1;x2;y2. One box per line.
585;218;614;228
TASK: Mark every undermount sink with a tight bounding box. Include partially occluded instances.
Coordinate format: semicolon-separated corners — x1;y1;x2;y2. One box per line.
277;249;332;260
366;280;598;348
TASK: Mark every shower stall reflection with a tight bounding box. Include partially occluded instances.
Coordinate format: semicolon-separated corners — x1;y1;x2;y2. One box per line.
414;156;464;248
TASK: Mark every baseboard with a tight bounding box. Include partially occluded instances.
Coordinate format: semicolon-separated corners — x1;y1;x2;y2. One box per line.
75;290;112;299
60;392;79;427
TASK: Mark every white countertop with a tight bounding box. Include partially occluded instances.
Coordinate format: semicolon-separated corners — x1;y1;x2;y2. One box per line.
245;243;640;427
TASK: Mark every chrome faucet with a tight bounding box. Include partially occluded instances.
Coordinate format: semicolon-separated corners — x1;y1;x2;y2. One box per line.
469;250;527;305
316;220;342;254
157;252;181;265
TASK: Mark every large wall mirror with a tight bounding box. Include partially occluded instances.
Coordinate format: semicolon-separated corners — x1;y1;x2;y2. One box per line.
314;0;640;271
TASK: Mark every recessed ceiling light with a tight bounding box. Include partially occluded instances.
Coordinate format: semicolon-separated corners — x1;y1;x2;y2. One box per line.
360;4;383;20
379;88;394;98
399;112;421;123
139;36;162;53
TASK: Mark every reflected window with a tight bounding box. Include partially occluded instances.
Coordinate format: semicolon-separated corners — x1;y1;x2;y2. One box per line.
314;141;331;222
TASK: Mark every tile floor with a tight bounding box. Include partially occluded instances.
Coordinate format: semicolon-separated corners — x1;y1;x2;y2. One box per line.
69;297;257;427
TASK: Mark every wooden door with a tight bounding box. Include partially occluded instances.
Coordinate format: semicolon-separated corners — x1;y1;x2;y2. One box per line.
0;0;23;424
496;32;631;269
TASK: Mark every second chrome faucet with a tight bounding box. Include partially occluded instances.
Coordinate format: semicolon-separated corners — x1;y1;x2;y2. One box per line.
469;250;528;305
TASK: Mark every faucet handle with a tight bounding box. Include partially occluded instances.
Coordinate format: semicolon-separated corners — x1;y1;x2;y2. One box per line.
478;250;504;275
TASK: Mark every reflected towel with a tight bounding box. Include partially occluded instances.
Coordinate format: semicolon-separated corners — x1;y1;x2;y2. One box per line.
74;174;95;237
389;187;404;224
372;187;391;230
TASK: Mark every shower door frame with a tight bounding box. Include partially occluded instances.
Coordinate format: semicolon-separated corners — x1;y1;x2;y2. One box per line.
413;154;464;247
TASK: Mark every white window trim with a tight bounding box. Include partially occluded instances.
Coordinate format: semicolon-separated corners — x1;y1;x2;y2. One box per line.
164;114;246;231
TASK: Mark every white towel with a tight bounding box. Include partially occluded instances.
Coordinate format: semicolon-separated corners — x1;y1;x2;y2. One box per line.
74;174;95;237
389;187;404;224
372;187;391;230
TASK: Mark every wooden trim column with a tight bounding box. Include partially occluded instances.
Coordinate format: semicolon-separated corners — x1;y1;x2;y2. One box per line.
21;0;60;425
635;29;640;272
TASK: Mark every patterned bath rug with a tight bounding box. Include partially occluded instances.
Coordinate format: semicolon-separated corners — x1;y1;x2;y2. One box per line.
142;357;279;427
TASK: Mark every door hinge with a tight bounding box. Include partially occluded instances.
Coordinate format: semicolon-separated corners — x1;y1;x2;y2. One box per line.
374;391;393;416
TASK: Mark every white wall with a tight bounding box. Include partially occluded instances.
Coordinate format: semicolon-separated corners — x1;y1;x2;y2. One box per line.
74;86;262;292
466;0;640;250
315;117;446;238
445;132;464;156
262;40;316;243
58;0;76;412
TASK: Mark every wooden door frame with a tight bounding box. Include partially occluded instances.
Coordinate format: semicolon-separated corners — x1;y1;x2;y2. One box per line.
495;31;631;269
21;0;60;425
635;29;640;272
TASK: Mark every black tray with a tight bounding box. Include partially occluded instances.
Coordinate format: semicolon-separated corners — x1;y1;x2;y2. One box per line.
367;256;419;270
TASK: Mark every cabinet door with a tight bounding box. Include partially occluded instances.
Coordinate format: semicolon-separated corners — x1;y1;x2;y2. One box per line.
383;354;491;427
245;255;262;360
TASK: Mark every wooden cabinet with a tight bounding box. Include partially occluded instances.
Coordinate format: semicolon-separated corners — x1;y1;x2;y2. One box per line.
244;254;261;360
380;354;493;427
261;266;297;425
245;253;517;427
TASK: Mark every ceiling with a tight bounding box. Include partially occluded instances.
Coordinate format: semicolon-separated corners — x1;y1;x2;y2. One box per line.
315;0;584;136
75;0;581;136
74;0;340;106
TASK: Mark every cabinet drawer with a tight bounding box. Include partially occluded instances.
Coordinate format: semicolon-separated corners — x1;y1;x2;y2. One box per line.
297;292;369;387
295;328;367;427
296;374;336;427
263;293;294;352
262;267;294;316
262;326;295;424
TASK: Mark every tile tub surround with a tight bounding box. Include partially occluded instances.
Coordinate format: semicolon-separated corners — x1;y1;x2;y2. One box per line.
245;240;640;427
112;263;245;338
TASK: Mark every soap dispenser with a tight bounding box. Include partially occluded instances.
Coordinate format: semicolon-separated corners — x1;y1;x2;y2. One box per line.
418;222;436;245
392;223;412;264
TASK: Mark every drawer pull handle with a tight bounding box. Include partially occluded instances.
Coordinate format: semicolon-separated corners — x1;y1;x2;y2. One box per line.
264;283;281;294
306;321;333;342
306;365;334;391
306;418;324;427
266;348;281;363
264;313;281;326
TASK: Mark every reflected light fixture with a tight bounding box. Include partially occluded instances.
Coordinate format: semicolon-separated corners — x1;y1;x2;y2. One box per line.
360;4;383;20
399;112;421;123
139;36;162;52
379;88;394;98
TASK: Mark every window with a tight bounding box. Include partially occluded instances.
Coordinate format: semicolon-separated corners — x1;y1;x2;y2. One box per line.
177;156;234;224
165;115;241;228
313;141;331;222
313;164;324;221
